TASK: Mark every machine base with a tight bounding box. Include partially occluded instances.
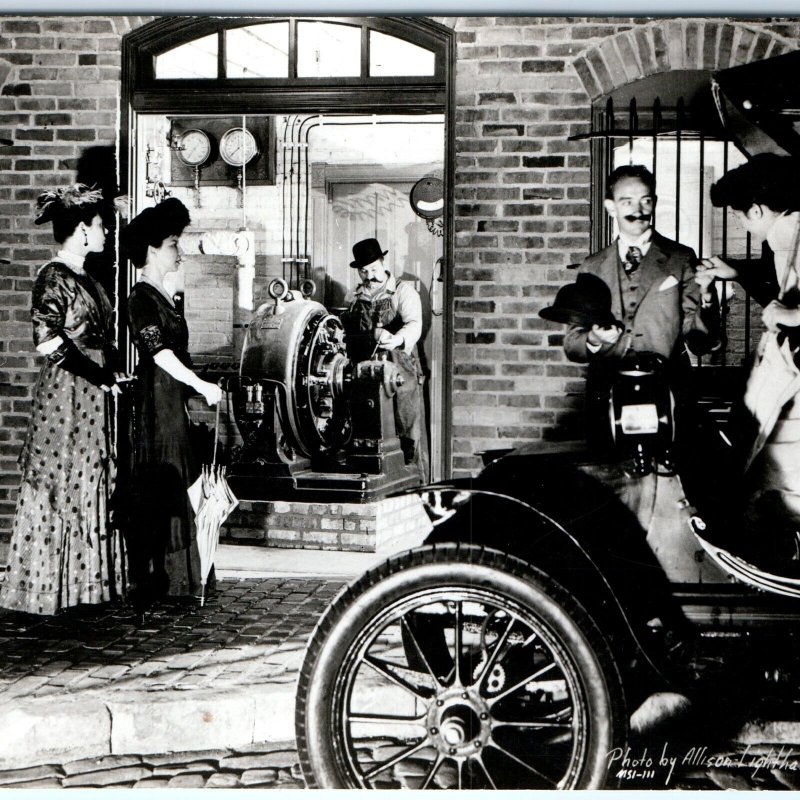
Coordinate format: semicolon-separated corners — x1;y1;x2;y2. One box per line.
228;462;422;503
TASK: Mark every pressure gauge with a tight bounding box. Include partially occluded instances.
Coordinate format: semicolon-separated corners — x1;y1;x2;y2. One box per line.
219;127;259;167
175;128;212;167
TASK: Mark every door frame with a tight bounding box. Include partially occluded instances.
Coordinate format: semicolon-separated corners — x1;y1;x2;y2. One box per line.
120;15;455;479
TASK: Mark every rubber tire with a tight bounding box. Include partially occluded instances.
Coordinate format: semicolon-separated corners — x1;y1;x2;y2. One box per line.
295;543;627;789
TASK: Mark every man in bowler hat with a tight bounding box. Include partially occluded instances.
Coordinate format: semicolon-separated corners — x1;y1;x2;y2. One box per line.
340;238;428;480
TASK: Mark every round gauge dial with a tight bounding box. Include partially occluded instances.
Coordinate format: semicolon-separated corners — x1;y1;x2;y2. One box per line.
219;127;259;167
176;128;212;167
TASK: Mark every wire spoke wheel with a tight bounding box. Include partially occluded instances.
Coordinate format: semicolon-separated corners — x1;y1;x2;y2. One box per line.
296;545;626;789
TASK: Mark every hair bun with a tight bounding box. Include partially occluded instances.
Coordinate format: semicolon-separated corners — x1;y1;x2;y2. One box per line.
120;198;191;268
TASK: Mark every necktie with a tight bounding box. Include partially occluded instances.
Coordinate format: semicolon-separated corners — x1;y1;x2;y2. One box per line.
624;245;642;276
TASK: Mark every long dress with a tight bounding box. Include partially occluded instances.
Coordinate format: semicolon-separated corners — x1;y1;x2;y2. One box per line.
0;258;126;614
743;217;800;540
125;280;205;599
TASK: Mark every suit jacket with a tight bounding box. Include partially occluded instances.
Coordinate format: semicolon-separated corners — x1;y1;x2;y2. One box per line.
564;231;720;367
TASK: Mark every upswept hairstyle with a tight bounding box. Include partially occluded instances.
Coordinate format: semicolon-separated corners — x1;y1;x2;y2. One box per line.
709;153;800;213
120;198;191;268
605;164;656;200
34;184;106;244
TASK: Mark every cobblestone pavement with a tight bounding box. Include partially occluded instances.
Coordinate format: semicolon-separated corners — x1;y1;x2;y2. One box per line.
0;577;344;705
3;739;800;790
1;576;800;789
0;743;305;789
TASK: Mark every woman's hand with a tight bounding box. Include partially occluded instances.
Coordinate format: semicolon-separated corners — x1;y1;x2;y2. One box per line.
698;256;738;281
102;383;122;396
197;379;223;407
763;300;800;331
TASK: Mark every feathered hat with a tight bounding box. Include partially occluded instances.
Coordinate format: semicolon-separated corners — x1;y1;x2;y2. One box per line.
34;183;105;226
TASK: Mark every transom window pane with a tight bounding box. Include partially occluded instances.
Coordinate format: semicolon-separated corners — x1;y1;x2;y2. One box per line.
369;31;435;77
154;33;218;79
226;23;289;78
297;21;361;78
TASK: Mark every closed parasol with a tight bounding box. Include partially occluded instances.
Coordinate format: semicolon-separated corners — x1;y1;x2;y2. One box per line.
188;397;238;606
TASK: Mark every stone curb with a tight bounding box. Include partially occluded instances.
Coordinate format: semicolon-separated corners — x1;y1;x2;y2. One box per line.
0;683;296;770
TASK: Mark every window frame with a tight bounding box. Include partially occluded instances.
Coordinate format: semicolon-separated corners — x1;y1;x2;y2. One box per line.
578;72;758;372
130;17;445;104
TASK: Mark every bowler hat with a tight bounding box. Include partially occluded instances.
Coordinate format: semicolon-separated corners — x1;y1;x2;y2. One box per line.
539;272;618;328
350;238;388;269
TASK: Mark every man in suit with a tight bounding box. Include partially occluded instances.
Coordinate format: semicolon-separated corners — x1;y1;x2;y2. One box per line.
564;166;720;445
565;164;719;370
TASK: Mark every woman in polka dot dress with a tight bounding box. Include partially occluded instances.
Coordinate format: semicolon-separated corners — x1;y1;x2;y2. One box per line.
0;185;127;615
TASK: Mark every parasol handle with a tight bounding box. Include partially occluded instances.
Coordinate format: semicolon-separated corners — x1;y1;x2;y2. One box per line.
212;395;221;466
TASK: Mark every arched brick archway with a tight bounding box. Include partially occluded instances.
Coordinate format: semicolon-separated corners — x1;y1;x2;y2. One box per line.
572;20;797;99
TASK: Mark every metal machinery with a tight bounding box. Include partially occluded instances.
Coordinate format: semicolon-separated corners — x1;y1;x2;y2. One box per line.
225;279;421;501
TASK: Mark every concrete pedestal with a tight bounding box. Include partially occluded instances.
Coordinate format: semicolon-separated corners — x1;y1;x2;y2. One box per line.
221;493;433;555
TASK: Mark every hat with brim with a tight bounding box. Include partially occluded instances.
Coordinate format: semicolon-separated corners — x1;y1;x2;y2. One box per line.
539;272;619;328
350;238;388;269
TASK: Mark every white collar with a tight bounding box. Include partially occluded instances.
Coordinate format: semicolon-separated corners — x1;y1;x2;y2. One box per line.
55;249;86;273
617;230;653;256
766;211;800;254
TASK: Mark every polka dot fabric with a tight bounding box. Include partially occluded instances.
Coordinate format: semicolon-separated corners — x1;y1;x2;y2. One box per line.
0;357;126;615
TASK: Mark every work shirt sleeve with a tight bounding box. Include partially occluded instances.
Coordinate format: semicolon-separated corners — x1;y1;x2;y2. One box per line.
394;281;423;352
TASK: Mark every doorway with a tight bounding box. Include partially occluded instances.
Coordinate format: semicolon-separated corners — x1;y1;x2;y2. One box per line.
122;16;454;479
319;175;445;477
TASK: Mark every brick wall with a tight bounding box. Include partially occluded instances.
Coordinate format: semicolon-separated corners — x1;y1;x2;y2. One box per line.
0;15;798;554
445;16;800;476
0;15;155;554
222;494;432;554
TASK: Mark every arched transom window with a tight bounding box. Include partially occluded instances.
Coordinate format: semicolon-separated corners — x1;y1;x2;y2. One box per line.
146;18;441;83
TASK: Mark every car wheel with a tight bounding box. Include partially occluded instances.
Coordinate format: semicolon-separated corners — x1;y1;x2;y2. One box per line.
296;543;626;789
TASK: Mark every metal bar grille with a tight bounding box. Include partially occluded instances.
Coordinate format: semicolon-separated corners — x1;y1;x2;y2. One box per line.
588;94;755;370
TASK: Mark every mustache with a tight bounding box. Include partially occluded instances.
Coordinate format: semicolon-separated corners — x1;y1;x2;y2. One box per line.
367;277;383;283
624;213;651;222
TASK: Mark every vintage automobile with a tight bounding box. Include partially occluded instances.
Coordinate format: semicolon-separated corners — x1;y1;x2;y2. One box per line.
292;51;800;790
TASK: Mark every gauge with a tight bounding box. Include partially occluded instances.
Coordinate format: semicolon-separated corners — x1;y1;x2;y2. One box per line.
219;127;259;167
175;128;212;167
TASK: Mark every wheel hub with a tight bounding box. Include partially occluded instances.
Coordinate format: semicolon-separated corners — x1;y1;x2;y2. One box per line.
427;687;491;757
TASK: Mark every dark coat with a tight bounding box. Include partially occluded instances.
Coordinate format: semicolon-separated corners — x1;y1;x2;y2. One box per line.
564;231;720;367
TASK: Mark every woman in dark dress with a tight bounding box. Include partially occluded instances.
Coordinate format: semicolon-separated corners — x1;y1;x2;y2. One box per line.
0;185;126;614
119;199;221;608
